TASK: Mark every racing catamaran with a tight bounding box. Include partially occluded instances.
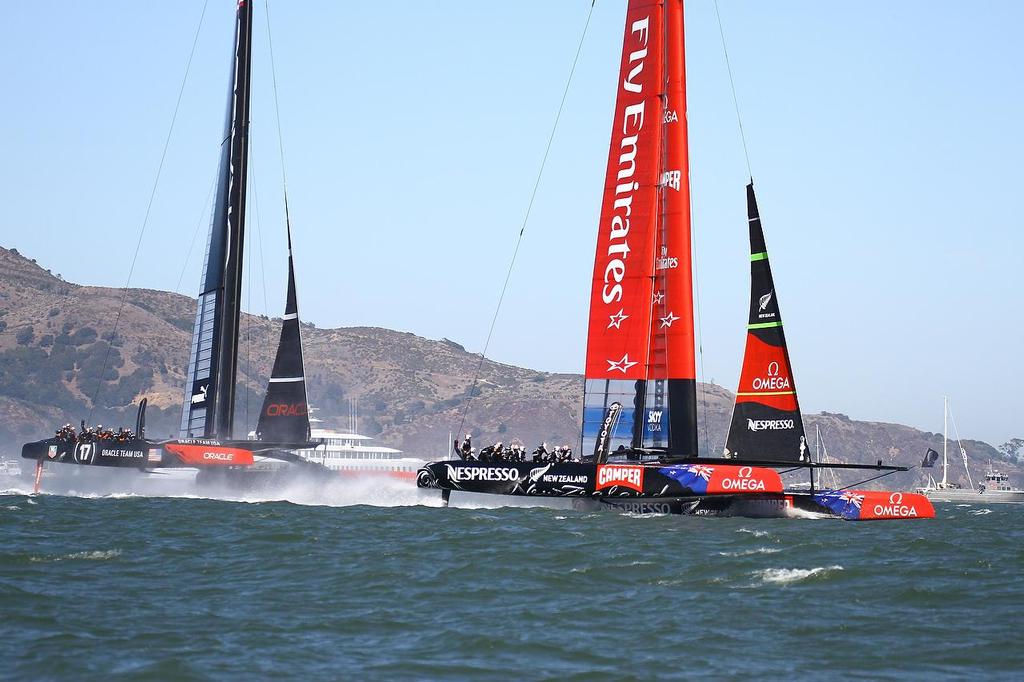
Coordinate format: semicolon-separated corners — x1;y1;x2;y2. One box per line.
21;1;320;488
416;0;933;520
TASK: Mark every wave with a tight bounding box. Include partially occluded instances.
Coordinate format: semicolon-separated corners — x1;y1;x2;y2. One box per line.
30;549;122;563
736;528;770;538
718;547;782;557
754;565;843;586
23;472;438;510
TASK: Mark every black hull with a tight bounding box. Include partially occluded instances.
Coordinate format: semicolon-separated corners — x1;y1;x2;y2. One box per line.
416;460;781;499
418;461;934;520
22;437;158;468
436;489;904;520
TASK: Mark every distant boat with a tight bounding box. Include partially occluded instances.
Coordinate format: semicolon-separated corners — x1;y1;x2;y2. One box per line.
199;426;425;489
295;428;423;480
417;0;933;520
21;1;323;487
918;398;1024;504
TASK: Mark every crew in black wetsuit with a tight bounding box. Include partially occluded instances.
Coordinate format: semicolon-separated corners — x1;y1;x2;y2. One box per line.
533;443;549;462
460;434;473;459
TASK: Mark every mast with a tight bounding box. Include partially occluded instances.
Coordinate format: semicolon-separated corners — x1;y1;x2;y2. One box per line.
941;395;949;487
581;0;697;458
658;0;698;457
179;0;253;439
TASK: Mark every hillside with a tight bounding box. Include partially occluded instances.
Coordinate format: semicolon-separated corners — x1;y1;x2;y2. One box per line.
0;245;1017;490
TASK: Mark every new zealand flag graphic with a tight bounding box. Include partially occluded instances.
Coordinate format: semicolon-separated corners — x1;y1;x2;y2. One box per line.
658;465;714;495
812;490;865;520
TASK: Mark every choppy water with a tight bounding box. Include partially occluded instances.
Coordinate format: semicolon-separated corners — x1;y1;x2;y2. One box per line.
2;474;1023;680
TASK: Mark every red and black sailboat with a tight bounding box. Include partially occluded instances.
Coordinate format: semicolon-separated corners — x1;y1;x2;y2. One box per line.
21;1;316;484
722;184;809;464
707;183;935;520
416;0;933;520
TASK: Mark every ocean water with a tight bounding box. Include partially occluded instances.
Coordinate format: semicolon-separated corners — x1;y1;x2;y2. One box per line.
2;475;1022;680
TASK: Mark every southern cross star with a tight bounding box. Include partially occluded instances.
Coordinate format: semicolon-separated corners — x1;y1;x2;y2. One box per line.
652;291;665;305
659;311;679;328
607;309;629;329
607;354;638;373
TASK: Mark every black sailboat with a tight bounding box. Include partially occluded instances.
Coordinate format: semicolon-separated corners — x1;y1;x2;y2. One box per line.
22;0;315;483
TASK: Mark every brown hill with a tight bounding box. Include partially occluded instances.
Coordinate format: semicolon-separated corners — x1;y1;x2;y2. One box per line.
0;245;1017;491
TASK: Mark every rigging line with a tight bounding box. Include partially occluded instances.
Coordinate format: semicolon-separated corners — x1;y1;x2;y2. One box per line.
245;164;254;431
88;0;211;421
713;0;752;180
263;0;298;382
947;402;974;487
693;251;711;455
262;0;295;245
456;0;598;438
174;174;219;294
247;140;274;364
838;467;903;492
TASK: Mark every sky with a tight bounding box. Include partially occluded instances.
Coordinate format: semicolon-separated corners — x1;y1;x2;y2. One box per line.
1;1;1021;447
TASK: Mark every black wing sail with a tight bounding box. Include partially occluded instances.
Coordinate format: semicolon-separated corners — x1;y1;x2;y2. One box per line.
724;183;808;462
256;231;310;444
179;0;253;439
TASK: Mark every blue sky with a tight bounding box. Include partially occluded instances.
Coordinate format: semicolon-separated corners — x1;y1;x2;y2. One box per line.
1;1;1021;447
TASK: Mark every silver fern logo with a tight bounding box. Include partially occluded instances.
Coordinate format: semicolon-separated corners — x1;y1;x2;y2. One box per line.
759;291;773;312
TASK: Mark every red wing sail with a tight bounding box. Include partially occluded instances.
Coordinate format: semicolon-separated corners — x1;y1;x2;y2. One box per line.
582;0;697;457
724;184;808;462
648;0;697;456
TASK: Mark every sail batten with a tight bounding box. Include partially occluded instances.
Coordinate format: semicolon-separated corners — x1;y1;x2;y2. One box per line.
724;183;808;463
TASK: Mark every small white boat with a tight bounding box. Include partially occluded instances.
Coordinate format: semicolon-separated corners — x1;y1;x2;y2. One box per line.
918;398;1024;504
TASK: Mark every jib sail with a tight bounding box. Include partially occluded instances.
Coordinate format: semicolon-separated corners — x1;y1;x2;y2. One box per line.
179;0;253;439
724;183;808;462
256;228;310;443
582;0;697;458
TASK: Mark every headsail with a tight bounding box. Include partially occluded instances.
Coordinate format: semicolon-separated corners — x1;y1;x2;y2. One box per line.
179;0;253;439
582;0;697;458
724;183;808;462
256;229;310;443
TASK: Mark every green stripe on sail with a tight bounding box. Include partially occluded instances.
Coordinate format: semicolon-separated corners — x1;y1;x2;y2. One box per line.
748;321;783;329
750;252;768;261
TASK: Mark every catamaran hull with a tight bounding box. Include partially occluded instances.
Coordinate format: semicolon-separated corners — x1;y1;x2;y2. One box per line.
418;461;934;520
22;437;160;468
437;489;932;520
417;460;785;498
